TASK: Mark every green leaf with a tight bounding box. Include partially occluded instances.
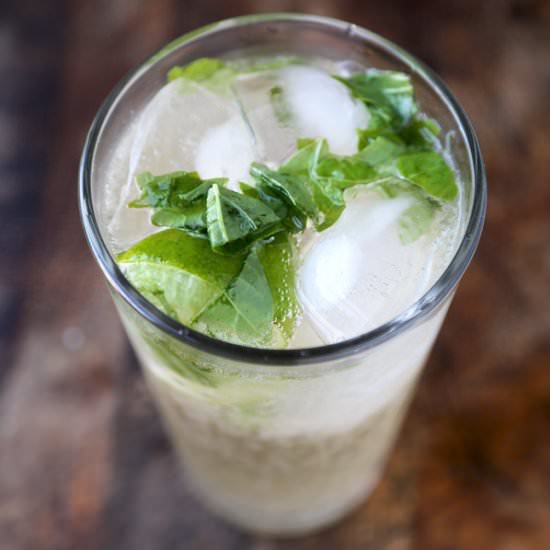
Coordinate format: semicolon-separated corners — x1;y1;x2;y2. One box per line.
309;180;345;230
335;70;416;131
130;170;229;237
296;137;316;149
374;177;414;199
167;56;302;93
151;204;207;237
257;233;300;339
399;116;440;148
337;69;441;152
233;55;303;73
250;162;318;221
168;57;225;82
281;139;378;230
167;57;236;89
241;179;307;234
316;155;378;188
373;178;440;243
239;181;302;231
118;230;294;347
305;140;346;230
275;139;344;230
206;184;284;254
196;248;274;345
270;85;292;125
397;151;458;201
398;197;437;244
357;117;440;150
117;229;243;324
356;136;406;167
281;138;324;174
256;139;379;231
130;170;224;209
237;181;259;200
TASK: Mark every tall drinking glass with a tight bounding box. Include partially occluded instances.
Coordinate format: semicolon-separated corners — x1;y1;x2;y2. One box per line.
79;14;486;536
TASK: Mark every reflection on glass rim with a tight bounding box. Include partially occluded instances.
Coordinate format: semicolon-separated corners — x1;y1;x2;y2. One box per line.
78;13;487;366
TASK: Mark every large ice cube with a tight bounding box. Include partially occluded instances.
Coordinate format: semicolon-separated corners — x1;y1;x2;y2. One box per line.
278;66;369;155
231;72;298;166
195;115;257;189
127;80;238;178
231;65;369;166
297;190;434;343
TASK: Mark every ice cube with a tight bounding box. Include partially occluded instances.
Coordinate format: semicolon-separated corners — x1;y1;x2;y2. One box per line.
278;66;369;155
298;190;434;343
195;115;257;189
231;72;298;165
127;80;238;178
231;65;369;166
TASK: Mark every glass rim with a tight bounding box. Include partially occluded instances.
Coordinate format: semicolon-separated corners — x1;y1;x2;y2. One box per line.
79;12;487;366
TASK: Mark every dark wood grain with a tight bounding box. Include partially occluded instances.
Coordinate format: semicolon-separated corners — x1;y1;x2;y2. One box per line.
0;1;549;549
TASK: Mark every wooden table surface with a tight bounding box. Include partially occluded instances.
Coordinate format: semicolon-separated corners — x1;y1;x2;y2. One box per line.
1;1;549;548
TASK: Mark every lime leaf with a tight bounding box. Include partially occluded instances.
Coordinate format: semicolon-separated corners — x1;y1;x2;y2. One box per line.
130;170;228;237
397;151;458;201
281;138;378;230
357;116;440;151
335;70;416;130
356;136;406;166
398;116;441;148
117;229;243;324
337;69;442;152
253;139;378;232
281;138;324;174
270;85;292;125
316;155;377;188
168;57;225;81
239;181;286;218
257;233;300;339
250;162;318;221
196;247;274;345
240;181;307;234
167;57;236;89
268;139;346;230
151;204;207;236
166;56;303;93
398;197;437;243
130;170;224;209
374;178;440;243
206;184;284;254
308;179;345;231
296;137;316;149
304;141;347;229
